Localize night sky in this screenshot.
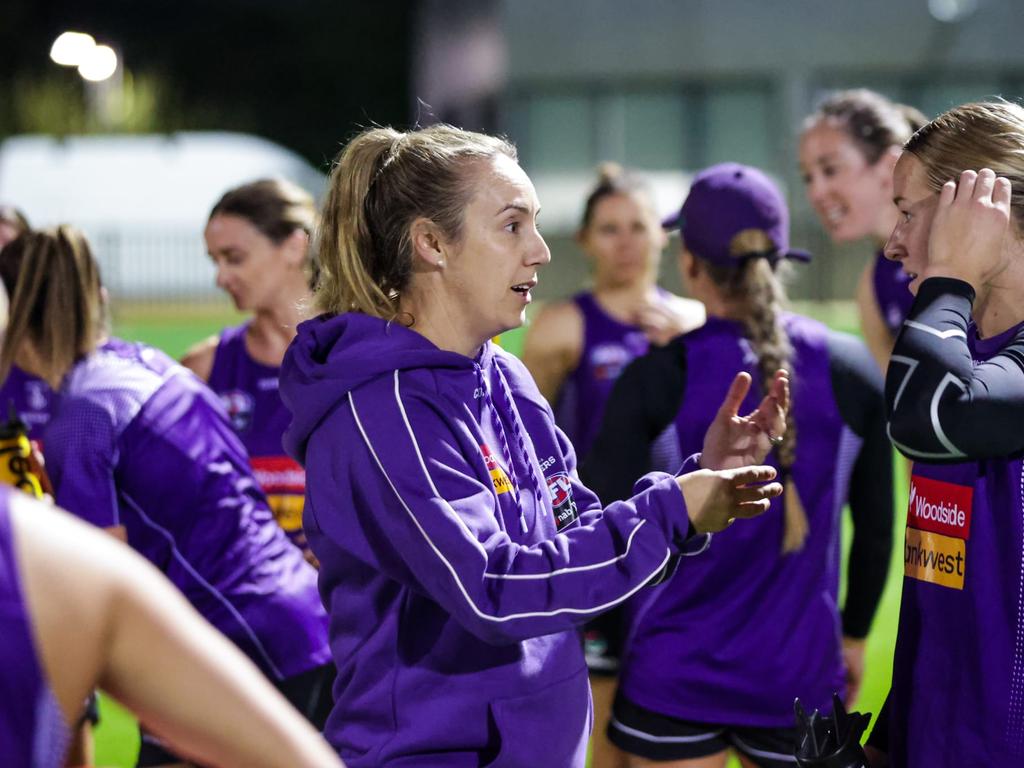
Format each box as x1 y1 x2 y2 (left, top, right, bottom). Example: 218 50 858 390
0 0 415 169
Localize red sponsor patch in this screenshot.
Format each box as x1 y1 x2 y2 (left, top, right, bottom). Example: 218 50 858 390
907 474 973 540
250 455 306 495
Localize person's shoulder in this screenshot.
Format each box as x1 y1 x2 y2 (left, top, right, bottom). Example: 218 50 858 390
524 299 584 345
661 292 707 332
181 334 220 381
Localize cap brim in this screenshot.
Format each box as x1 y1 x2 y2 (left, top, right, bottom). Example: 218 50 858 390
784 248 813 263
662 212 683 231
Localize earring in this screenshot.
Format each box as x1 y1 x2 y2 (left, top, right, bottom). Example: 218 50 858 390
436 259 445 268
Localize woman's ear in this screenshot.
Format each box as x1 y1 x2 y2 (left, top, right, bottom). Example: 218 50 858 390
282 229 310 270
877 146 903 187
409 217 447 269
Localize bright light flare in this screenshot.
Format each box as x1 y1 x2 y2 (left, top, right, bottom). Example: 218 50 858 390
49 31 97 66
78 45 118 82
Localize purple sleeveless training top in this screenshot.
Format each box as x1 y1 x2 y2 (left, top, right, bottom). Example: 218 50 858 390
889 319 1024 766
553 293 649 459
207 323 308 553
0 486 69 767
872 251 914 336
0 366 57 442
620 315 857 726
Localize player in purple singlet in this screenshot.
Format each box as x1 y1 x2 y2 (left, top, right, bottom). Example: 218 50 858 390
522 166 704 767
523 164 704 458
866 101 1024 767
800 90 927 371
183 179 317 560
0 227 332 768
586 164 893 768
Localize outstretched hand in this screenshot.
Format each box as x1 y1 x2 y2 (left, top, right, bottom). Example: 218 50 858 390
677 464 783 534
925 168 1013 292
700 370 790 471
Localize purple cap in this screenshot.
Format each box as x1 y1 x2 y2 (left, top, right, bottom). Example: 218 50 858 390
662 163 811 266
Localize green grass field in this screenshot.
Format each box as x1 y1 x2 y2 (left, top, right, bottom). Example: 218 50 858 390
93 300 906 767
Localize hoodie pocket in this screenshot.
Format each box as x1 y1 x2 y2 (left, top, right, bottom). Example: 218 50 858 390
481 666 591 768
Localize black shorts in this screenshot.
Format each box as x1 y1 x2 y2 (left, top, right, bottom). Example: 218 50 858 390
136 662 335 767
608 692 799 767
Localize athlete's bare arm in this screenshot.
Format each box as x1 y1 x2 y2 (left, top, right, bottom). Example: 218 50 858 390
12 495 344 768
180 335 219 382
521 300 584 404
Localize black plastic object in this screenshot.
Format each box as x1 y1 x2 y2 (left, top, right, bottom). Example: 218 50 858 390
793 693 872 768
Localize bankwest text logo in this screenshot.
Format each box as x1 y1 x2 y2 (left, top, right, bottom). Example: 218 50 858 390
904 474 973 591
481 444 512 495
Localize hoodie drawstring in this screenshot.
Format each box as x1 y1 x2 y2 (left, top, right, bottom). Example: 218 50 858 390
475 362 540 534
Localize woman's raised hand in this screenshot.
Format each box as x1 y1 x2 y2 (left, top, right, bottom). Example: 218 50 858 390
676 464 782 534
926 168 1013 291
700 370 789 471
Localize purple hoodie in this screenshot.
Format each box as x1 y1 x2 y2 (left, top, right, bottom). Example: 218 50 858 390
281 313 700 767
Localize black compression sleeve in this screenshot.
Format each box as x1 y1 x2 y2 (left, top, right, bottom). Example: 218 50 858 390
828 331 894 638
886 277 1024 461
580 342 687 503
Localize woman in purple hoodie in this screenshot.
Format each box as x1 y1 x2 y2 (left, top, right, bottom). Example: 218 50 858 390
280 124 791 767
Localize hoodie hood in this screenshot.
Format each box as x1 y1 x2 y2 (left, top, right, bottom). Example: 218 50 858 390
281 313 476 464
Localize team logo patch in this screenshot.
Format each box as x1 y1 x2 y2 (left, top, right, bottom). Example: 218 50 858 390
480 444 512 495
25 381 49 411
220 390 255 433
547 472 579 532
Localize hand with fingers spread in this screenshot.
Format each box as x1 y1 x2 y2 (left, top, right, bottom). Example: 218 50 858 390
926 167 1014 291
676 464 783 534
699 370 790 471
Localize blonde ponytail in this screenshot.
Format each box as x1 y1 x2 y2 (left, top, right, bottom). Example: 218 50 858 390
706 231 807 554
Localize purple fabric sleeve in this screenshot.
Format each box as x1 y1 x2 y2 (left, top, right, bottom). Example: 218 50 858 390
45 398 120 528
329 385 690 646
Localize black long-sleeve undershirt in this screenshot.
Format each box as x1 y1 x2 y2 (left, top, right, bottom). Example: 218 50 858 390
886 276 1024 462
580 326 893 639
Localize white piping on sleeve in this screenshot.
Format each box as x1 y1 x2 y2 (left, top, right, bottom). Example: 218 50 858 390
929 373 968 459
483 519 649 580
903 319 968 340
888 355 918 412
349 389 672 624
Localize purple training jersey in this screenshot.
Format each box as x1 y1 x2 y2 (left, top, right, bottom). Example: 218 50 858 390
207 323 307 552
620 315 856 726
0 486 69 767
0 366 56 442
872 251 914 337
889 320 1024 767
553 292 649 458
44 338 329 682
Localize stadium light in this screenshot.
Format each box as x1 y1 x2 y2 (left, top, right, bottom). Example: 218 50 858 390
928 0 978 23
78 45 118 82
49 31 97 66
